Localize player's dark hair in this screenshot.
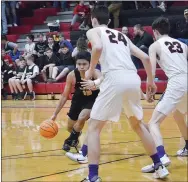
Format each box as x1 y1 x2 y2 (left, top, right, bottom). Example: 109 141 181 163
152 17 170 35
26 34 35 42
91 5 109 25
76 51 91 63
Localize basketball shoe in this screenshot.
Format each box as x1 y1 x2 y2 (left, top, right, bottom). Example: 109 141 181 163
66 151 88 164
141 154 171 173
81 176 102 182
177 147 188 156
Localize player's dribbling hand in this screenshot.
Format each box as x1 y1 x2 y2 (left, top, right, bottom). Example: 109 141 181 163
85 69 93 80
51 114 57 122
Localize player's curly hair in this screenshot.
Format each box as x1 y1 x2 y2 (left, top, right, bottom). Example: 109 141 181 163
91 5 109 25
152 17 170 35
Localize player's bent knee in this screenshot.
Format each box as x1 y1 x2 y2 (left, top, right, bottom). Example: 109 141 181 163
78 113 89 123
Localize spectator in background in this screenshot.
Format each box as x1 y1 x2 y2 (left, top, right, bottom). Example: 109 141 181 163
72 37 88 58
5 1 18 26
70 0 90 30
1 49 13 66
41 47 60 82
176 9 188 45
108 1 122 28
1 35 20 61
53 1 68 11
34 33 48 70
49 44 75 82
21 54 39 100
1 35 18 54
59 33 73 52
122 26 131 39
132 24 153 69
133 24 153 49
1 58 15 99
1 1 8 35
34 33 48 57
8 57 26 100
23 34 35 57
47 35 59 54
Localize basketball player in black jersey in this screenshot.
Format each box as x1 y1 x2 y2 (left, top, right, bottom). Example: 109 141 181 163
51 51 101 152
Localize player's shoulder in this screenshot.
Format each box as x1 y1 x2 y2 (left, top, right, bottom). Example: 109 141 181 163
67 70 75 80
149 41 160 50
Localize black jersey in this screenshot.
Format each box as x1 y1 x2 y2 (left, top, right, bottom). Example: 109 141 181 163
72 68 99 101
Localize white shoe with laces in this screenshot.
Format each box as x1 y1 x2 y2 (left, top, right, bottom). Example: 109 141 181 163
81 176 102 182
65 151 88 164
153 165 169 179
177 147 188 156
141 154 171 173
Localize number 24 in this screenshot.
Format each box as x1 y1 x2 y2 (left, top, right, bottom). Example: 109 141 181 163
106 30 127 46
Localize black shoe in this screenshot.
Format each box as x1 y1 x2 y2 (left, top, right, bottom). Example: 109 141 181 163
12 93 18 100
62 138 79 152
2 90 8 100
29 91 35 100
18 92 25 100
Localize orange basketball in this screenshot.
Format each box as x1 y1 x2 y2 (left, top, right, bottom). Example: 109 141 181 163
40 120 58 139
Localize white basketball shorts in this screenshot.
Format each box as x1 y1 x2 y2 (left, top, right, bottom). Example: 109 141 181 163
90 70 143 122
156 74 187 115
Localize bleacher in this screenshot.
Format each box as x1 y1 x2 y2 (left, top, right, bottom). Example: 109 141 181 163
5 1 188 97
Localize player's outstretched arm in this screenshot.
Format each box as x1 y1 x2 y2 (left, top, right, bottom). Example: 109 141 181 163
51 72 73 121
130 41 157 97
86 28 103 79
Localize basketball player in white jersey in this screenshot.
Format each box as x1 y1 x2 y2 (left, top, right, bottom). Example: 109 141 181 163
79 6 169 182
141 17 188 173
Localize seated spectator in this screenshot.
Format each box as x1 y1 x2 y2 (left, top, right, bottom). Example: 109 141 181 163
70 0 90 30
34 33 48 57
108 1 122 28
1 57 15 99
41 47 60 82
176 9 188 45
23 34 35 57
1 35 18 54
132 24 154 68
49 44 75 82
122 26 131 39
5 1 18 26
34 33 48 69
72 37 89 58
1 49 13 66
47 35 60 54
8 57 26 100
21 54 39 100
59 33 73 52
133 24 154 48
